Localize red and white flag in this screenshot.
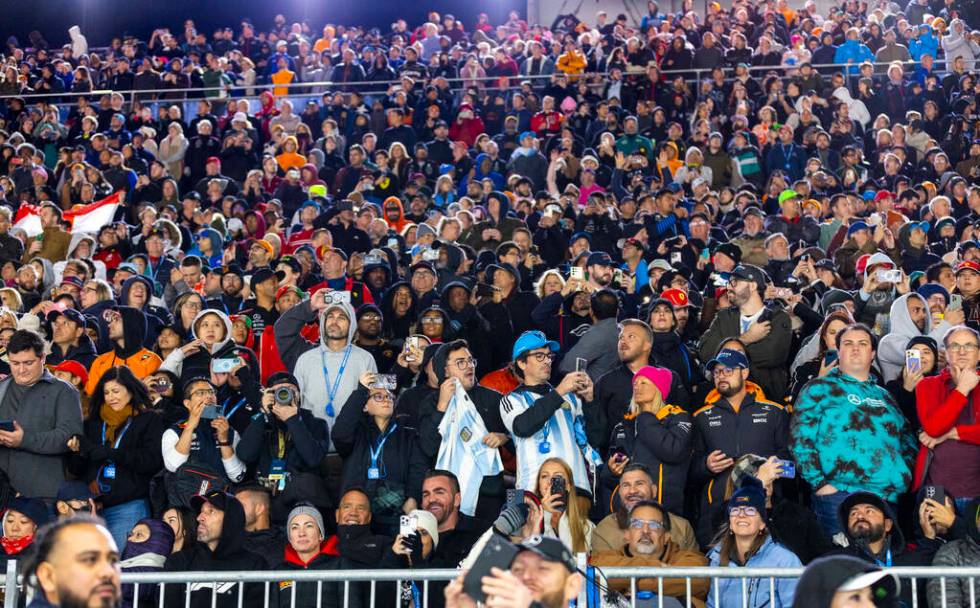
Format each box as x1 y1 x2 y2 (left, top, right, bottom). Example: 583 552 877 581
14 191 123 237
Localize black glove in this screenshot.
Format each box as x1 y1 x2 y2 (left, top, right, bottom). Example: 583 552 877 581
494 502 529 536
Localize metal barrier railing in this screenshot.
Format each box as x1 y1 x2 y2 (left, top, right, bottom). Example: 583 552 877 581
5 562 980 608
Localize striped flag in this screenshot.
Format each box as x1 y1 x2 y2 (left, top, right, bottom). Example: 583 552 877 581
14 191 123 236
435 381 503 517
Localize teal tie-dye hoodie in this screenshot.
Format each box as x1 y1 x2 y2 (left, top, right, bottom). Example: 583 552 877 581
790 368 916 502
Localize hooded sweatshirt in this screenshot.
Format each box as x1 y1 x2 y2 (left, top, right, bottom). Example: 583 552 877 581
160 309 258 383
877 293 950 382
85 306 162 395
791 368 917 502
163 497 266 608
275 300 377 441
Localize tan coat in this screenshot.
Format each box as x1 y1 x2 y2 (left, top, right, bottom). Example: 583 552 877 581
592 512 699 553
592 540 710 607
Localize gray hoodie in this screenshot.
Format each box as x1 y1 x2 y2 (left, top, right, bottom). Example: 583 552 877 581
877 292 949 382
275 300 376 445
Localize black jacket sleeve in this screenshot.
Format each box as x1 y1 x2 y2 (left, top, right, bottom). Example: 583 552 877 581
510 390 564 437
331 387 369 456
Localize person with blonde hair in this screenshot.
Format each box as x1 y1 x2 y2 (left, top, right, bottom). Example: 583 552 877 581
515 457 594 554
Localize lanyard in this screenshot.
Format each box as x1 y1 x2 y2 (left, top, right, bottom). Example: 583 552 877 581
276 430 287 459
519 390 555 446
222 396 247 420
321 345 352 418
369 423 398 471
875 548 892 568
101 419 133 449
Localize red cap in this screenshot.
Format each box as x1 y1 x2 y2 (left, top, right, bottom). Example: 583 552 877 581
855 253 872 276
51 360 88 386
661 288 691 308
206 156 221 165
955 260 980 275
874 191 894 202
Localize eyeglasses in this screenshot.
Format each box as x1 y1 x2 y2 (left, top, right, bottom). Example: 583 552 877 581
421 317 443 325
82 285 98 293
629 518 664 531
529 352 557 363
190 388 216 399
712 367 740 378
451 357 477 370
947 343 980 353
729 506 759 517
370 393 394 403
360 313 382 322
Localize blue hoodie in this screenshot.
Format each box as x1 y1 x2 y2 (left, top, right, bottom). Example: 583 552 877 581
185 228 224 268
909 25 940 61
834 39 875 73
459 153 505 196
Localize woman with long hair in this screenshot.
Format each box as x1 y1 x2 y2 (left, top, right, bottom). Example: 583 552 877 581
518 457 594 554
789 310 853 401
67 366 164 551
162 506 197 553
707 480 801 607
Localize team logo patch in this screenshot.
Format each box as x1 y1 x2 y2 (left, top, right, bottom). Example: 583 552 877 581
460 426 472 442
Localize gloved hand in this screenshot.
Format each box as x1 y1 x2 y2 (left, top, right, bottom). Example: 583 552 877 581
493 502 529 536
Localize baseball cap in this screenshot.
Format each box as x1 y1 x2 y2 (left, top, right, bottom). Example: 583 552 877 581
248 239 275 256
48 307 85 327
778 189 800 205
266 371 300 388
512 330 559 361
56 480 94 503
250 267 278 291
586 252 615 267
517 535 576 573
51 359 89 385
730 264 769 291
660 288 691 308
647 259 673 273
191 490 236 513
847 221 870 237
60 276 84 289
793 555 898 608
707 348 750 373
955 260 980 275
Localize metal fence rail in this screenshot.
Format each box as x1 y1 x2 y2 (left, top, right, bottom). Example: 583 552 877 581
6 563 980 608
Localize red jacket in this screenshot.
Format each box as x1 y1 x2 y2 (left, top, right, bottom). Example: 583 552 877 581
912 370 980 489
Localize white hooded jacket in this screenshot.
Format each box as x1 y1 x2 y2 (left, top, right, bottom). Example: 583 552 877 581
877 292 949 382
832 86 871 127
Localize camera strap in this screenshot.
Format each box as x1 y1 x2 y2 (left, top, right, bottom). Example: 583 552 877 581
222 396 247 420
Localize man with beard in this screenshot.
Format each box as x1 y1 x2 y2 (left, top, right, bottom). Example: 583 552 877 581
418 471 486 596
305 248 374 308
206 265 246 315
246 239 274 270
692 349 790 546
592 464 698 552
164 491 266 608
239 268 279 340
24 516 121 608
419 342 508 523
354 305 397 373
592 500 709 606
699 264 792 399
876 293 950 382
233 485 287 569
322 488 389 606
495 537 582 608
589 320 690 458
837 492 934 606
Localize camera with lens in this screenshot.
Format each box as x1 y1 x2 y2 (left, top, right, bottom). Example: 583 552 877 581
273 387 295 405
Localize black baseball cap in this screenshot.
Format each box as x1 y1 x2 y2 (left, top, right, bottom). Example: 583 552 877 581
47 307 85 327
191 490 236 513
792 555 897 608
266 371 299 388
517 536 577 573
250 267 278 291
730 264 770 291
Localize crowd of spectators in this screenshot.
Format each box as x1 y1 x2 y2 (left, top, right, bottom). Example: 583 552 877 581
0 0 978 606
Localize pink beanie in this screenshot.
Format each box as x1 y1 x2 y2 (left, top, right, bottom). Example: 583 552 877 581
632 366 672 399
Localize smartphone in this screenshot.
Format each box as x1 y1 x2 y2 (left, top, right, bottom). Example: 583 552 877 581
505 488 520 508
575 358 588 373
876 269 903 283
613 269 624 284
700 248 711 261
610 449 628 463
776 459 796 479
200 405 221 420
399 514 418 537
923 485 947 506
211 357 242 373
569 266 584 280
403 336 420 362
0 421 14 433
422 248 440 262
550 476 567 512
906 349 922 373
671 252 682 265
774 287 792 299
372 374 397 390
387 238 399 249
475 283 497 298
462 535 519 603
949 294 964 311
823 350 839 366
